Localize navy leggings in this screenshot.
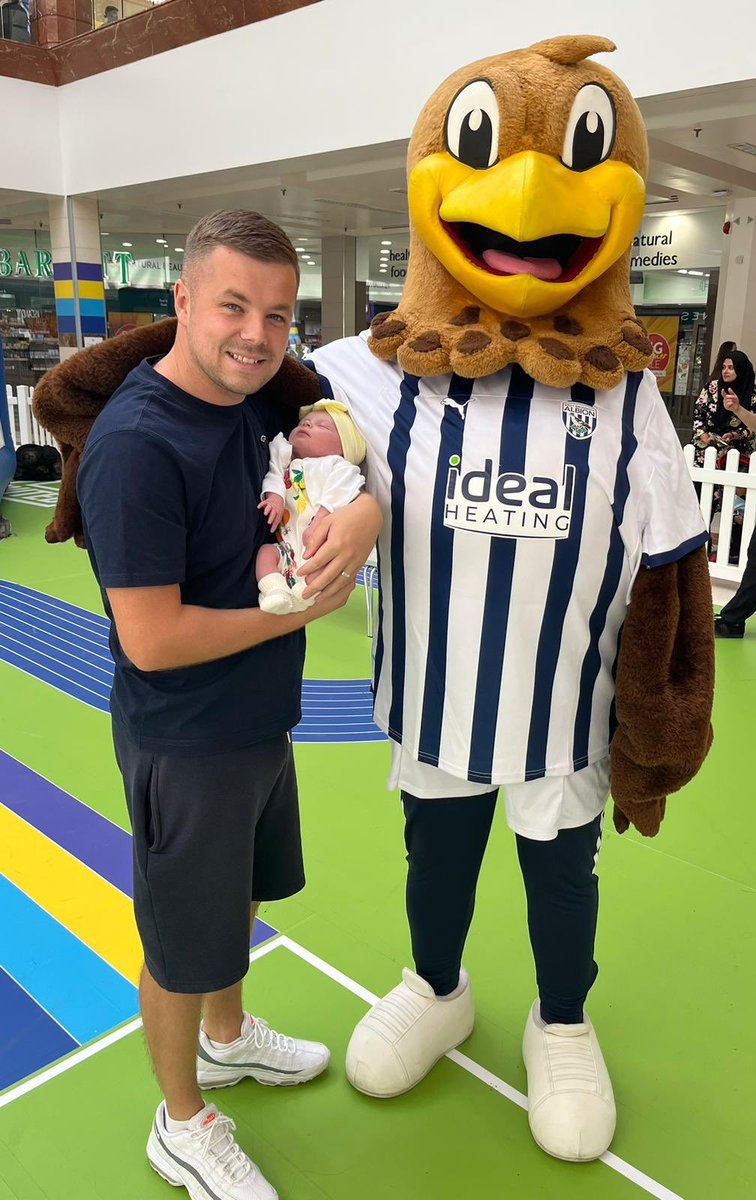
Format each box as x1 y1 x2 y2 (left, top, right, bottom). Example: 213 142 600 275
402 791 602 1024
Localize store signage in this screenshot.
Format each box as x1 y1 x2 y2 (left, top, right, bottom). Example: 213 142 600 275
103 252 184 288
0 248 53 280
644 316 680 394
386 248 410 279
631 209 724 272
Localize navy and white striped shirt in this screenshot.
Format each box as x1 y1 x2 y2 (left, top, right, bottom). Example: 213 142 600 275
311 333 707 785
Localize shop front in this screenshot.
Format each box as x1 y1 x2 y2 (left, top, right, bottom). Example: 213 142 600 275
629 208 725 432
0 231 59 389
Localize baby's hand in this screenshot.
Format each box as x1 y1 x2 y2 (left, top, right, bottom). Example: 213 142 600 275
258 493 285 530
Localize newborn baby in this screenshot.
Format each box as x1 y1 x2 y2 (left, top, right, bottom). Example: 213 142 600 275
256 398 367 614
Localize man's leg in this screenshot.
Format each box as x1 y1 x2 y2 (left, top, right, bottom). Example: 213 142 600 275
195 745 329 1091
346 790 496 1098
202 904 259 1044
115 728 294 1199
517 813 616 1162
718 523 756 632
140 966 204 1121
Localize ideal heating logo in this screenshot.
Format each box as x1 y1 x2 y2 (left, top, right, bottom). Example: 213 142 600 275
444 457 576 539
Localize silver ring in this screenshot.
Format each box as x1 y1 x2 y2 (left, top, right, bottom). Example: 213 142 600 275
341 570 352 579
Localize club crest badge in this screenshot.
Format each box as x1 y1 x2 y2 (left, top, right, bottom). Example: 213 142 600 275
561 402 597 440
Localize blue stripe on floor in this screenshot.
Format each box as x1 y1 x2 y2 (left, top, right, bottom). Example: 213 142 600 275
0 872 137 1046
0 581 386 742
0 965 79 1092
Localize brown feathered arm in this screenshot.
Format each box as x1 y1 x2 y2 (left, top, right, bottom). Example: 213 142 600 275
31 318 322 546
610 544 714 837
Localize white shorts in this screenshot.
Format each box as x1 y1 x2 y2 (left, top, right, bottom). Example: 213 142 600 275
388 741 609 842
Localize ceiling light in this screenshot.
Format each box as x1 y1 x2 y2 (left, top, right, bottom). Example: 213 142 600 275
295 247 305 251
122 242 133 247
156 239 167 245
379 268 387 273
381 240 392 245
728 142 756 156
689 270 704 276
677 269 688 274
101 232 110 237
174 248 184 253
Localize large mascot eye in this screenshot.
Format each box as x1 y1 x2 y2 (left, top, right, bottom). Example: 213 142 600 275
562 84 616 172
445 79 500 170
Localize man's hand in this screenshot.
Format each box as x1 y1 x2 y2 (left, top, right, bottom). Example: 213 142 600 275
298 493 383 599
258 493 285 530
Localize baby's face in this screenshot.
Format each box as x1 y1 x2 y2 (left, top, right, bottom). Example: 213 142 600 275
289 411 343 459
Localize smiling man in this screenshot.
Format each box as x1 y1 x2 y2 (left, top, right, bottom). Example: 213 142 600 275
76 210 381 1200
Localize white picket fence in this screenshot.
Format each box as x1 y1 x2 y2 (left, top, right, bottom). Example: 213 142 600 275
683 444 756 585
6 385 56 450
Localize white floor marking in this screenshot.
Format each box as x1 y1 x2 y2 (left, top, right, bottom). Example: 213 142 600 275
278 937 686 1200
0 933 687 1199
0 937 286 1112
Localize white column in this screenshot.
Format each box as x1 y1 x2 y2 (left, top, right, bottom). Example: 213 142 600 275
711 198 756 367
321 235 365 345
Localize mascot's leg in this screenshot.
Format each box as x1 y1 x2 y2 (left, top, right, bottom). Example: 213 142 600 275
345 791 495 1098
517 812 616 1161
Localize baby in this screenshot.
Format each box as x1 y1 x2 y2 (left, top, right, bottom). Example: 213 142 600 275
256 397 367 614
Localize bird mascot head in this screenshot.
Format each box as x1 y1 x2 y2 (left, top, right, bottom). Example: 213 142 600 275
368 35 654 390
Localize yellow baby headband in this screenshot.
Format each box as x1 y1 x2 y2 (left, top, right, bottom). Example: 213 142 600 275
298 399 367 466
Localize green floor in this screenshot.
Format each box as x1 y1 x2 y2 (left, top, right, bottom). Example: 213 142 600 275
1 497 754 1200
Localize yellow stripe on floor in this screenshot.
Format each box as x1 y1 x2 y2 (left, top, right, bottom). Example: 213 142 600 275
0 804 143 985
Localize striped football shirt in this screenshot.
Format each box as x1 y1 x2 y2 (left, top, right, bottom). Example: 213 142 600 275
309 333 707 785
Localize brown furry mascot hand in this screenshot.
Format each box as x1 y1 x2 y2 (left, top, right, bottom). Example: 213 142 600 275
610 544 714 835
32 319 322 546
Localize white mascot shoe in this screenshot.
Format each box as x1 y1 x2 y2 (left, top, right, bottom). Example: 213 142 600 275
522 1000 616 1161
346 968 474 1098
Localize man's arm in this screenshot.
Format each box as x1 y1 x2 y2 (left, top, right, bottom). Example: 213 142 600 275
108 582 351 673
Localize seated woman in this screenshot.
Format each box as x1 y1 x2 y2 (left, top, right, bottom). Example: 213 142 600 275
692 349 755 468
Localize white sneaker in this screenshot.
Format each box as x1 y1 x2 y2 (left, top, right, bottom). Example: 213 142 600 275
346 968 474 1098
522 1000 616 1161
147 1102 277 1200
197 1013 330 1089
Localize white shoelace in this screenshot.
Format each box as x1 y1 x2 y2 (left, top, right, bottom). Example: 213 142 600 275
192 1113 253 1185
252 1017 297 1056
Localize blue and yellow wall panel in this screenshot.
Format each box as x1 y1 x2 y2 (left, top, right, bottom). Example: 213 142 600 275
53 262 107 338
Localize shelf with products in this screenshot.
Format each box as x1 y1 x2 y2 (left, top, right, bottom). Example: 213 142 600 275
0 308 59 388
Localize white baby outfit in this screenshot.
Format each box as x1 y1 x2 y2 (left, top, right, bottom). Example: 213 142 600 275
258 432 364 611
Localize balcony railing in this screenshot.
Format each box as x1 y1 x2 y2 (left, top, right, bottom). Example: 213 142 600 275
0 0 171 46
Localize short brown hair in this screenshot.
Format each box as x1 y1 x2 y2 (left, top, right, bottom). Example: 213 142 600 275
184 209 299 284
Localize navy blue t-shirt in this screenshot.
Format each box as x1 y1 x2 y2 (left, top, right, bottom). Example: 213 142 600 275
77 357 305 754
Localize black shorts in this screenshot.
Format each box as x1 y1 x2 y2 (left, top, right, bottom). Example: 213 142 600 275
113 724 305 994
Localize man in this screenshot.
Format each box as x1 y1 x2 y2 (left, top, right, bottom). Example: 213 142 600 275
715 387 756 637
76 210 381 1200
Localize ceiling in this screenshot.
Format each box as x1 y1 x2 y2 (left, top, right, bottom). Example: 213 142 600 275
3 75 756 285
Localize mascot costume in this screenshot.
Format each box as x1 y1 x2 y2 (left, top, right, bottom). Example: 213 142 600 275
35 35 714 1164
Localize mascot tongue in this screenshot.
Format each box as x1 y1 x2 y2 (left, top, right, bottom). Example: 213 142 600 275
481 247 562 281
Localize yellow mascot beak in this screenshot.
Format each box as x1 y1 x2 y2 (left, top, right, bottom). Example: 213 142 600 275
409 150 645 319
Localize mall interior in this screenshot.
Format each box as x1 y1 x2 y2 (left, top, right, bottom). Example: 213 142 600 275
0 4 754 1200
